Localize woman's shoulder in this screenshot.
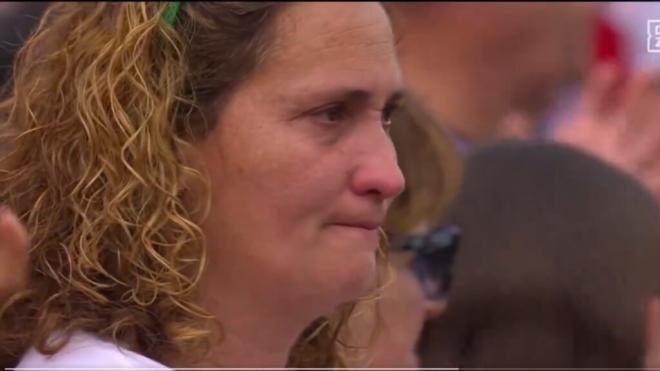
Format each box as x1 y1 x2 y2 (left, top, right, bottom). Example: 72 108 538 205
17 331 172 369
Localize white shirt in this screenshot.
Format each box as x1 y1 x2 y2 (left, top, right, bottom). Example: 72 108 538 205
16 331 172 369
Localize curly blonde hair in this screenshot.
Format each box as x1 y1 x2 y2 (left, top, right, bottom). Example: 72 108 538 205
0 2 387 367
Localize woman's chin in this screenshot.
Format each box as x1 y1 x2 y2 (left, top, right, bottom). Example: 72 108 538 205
304 258 378 313
331 257 378 305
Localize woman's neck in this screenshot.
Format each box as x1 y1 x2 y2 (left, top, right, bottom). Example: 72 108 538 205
169 273 319 368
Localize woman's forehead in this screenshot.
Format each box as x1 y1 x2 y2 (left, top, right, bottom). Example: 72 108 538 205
250 3 401 102
270 2 394 61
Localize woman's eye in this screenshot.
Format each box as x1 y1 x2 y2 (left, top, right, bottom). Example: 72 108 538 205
381 102 400 128
314 104 347 125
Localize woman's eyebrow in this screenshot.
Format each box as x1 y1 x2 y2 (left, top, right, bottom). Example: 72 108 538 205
386 89 405 106
288 86 405 105
329 88 405 104
276 86 405 117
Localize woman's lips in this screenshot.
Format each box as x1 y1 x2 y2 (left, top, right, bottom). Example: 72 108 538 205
326 222 381 248
333 221 380 230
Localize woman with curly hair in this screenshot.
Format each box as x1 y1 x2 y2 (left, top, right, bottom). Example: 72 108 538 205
0 2 405 368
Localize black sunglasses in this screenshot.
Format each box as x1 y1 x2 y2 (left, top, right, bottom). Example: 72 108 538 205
390 224 462 299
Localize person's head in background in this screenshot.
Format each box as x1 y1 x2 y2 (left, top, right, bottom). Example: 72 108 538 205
0 2 404 368
418 141 660 368
386 2 601 144
346 98 462 368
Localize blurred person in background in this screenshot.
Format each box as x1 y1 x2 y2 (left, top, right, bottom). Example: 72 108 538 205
550 2 660 199
386 2 601 146
417 141 660 368
349 78 660 370
385 1 660 199
386 2 660 200
361 3 660 369
553 62 660 198
348 4 660 368
363 6 597 366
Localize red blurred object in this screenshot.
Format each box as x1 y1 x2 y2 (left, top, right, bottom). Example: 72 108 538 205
593 16 625 72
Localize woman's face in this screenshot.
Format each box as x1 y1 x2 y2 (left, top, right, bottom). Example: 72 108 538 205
195 2 404 315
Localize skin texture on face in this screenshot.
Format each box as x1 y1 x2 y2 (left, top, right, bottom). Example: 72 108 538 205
193 1 405 338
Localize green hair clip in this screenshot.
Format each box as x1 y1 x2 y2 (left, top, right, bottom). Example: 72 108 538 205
162 1 181 27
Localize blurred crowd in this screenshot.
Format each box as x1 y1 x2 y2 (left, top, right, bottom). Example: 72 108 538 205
2 2 660 369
